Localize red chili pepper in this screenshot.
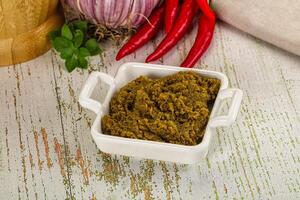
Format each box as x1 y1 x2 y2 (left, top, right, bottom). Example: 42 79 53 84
180 15 215 68
116 5 164 61
180 0 216 68
164 0 179 34
146 0 198 63
195 0 215 20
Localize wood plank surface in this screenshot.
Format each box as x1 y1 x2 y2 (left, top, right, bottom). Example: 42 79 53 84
0 21 300 200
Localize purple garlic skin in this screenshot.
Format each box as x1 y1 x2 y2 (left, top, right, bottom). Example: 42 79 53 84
66 0 161 28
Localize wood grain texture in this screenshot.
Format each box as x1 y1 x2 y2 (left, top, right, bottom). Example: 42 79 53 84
0 0 63 66
0 21 300 200
0 0 58 38
0 13 64 66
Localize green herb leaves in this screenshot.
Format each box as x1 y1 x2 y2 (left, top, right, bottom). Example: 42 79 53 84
86 39 101 55
73 20 88 33
49 21 102 72
61 24 73 40
74 30 84 48
66 56 78 72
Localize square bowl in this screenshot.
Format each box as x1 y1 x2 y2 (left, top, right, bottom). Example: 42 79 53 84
79 62 243 164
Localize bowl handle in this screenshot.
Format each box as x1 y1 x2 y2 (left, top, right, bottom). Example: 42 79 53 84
209 88 243 127
79 72 115 114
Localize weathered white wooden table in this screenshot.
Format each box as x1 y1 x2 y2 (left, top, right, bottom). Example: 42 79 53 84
1 21 300 200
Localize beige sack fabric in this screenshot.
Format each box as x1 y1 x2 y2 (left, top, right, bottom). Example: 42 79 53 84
212 0 300 56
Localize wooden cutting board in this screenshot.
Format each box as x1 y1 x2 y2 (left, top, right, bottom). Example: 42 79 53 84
0 0 64 66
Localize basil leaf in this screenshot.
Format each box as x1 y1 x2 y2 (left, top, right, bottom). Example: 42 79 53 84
79 47 90 57
53 37 72 52
60 48 73 60
49 29 60 42
61 24 73 40
73 29 84 48
73 48 79 56
49 21 103 73
74 21 88 33
85 39 101 56
78 57 88 69
65 56 78 72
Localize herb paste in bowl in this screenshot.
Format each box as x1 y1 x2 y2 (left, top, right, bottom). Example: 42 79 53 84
101 71 220 145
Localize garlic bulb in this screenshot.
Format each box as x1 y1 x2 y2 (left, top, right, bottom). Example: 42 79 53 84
66 0 161 28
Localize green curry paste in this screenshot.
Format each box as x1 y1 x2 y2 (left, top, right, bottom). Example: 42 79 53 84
101 71 220 145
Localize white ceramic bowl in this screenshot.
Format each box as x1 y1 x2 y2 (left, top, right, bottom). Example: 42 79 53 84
79 62 243 164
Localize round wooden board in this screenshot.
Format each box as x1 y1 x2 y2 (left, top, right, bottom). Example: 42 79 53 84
0 12 64 66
